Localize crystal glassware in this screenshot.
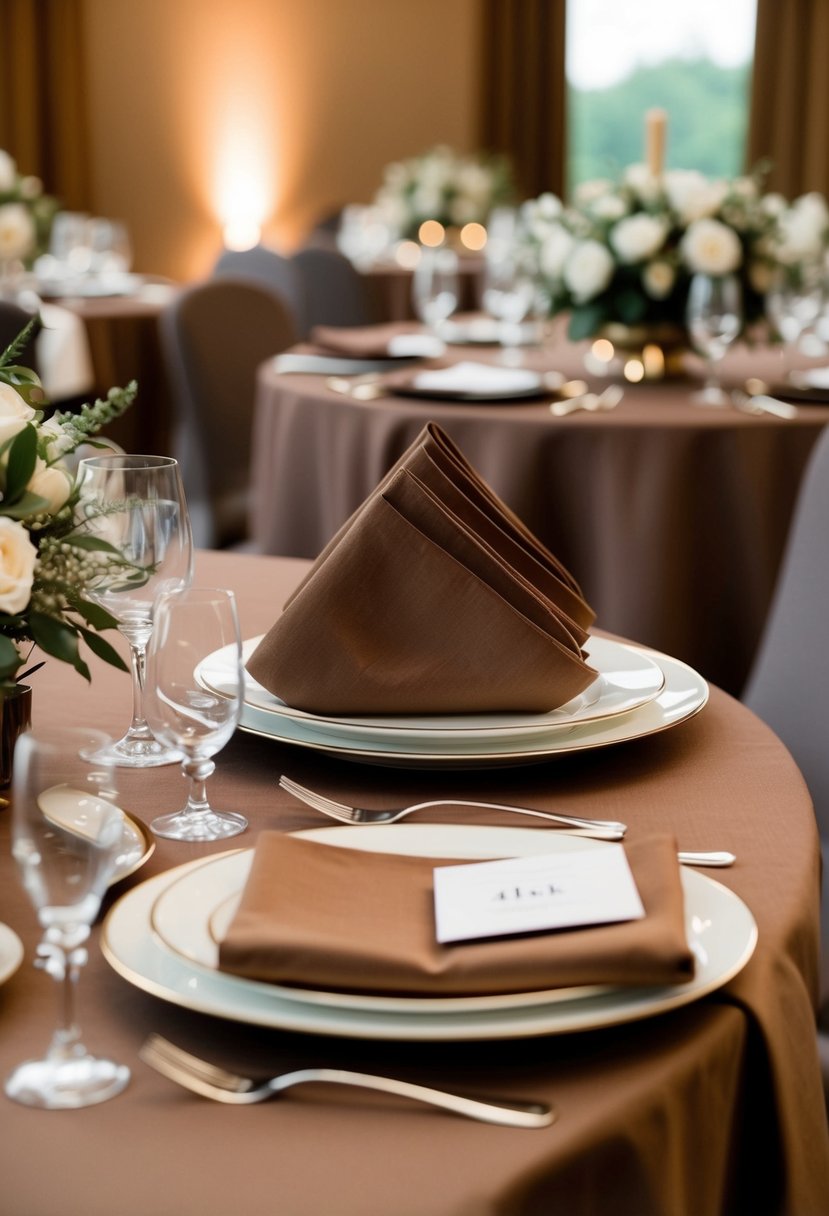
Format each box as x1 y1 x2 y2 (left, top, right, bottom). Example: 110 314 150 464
482 244 537 365
412 246 460 333
144 586 246 841
686 272 742 406
75 454 193 767
5 727 131 1108
765 263 825 379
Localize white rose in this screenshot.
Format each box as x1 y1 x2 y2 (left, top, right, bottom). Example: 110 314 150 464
610 213 668 262
0 151 16 193
27 459 73 513
642 259 676 299
539 224 575 278
0 203 36 260
0 383 36 445
38 416 76 461
623 164 661 204
573 178 614 205
680 218 743 274
775 206 825 265
591 194 628 222
760 192 788 217
0 516 37 614
563 239 615 302
535 193 563 221
665 170 727 223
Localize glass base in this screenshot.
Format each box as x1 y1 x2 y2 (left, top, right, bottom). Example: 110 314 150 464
150 808 248 842
690 385 731 408
80 734 183 769
5 1055 130 1109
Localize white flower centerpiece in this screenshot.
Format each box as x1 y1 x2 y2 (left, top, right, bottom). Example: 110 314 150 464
0 150 58 283
373 145 515 242
0 317 139 702
520 165 829 361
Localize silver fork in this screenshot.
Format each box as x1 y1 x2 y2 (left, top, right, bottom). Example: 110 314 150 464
279 774 627 838
139 1035 555 1129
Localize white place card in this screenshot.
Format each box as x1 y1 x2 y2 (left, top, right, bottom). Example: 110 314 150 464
433 845 645 945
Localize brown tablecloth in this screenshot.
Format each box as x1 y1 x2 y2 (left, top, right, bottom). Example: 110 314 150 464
250 328 829 697
0 551 826 1215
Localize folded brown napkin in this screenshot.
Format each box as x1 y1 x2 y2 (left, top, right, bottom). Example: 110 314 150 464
310 322 430 359
218 833 695 996
246 423 596 714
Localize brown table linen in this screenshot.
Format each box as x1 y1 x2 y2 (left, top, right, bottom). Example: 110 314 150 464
247 422 596 714
219 832 694 996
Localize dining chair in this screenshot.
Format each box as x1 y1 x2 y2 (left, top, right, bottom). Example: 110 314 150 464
0 299 40 372
158 276 297 549
291 245 374 332
742 422 829 1091
212 245 305 335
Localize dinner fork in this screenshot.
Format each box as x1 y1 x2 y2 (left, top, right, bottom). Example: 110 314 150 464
550 385 624 417
279 775 627 838
139 1035 555 1129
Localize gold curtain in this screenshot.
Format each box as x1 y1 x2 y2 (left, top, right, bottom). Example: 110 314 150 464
747 0 829 196
0 0 90 208
479 0 567 198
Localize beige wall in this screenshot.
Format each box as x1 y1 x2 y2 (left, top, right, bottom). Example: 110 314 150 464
81 0 481 281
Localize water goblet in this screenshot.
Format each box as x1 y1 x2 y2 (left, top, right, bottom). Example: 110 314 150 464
686 272 742 406
5 727 131 1108
482 244 537 365
144 586 246 841
412 246 460 334
75 454 193 767
765 263 825 379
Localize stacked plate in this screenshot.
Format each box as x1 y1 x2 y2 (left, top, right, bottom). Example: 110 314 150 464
102 826 757 1041
197 636 709 768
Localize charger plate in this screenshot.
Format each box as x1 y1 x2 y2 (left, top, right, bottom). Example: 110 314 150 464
102 826 756 1041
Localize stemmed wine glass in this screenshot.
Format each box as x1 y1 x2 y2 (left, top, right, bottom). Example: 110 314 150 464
686 272 742 406
144 586 246 841
412 246 460 334
482 244 537 365
765 263 825 380
75 454 193 767
5 727 131 1108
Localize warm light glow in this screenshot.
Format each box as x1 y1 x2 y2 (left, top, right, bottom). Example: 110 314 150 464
460 222 487 251
642 343 665 378
223 218 262 250
591 338 615 363
419 220 445 247
624 358 645 383
395 240 421 269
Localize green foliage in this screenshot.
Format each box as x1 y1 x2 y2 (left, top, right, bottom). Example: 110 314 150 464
568 58 753 190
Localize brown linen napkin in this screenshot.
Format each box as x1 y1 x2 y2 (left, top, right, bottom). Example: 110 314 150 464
218 833 695 996
246 423 596 714
310 322 426 359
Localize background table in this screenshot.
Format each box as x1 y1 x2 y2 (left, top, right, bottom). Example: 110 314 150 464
251 332 829 696
0 549 826 1216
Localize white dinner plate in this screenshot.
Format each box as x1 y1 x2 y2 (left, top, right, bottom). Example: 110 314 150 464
112 811 155 886
392 361 547 402
200 635 666 744
230 646 708 768
103 826 757 1041
0 921 24 987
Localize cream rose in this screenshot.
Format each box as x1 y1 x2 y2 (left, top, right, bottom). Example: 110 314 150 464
0 151 16 193
539 224 575 279
680 218 743 275
0 516 37 614
563 239 615 302
664 170 727 224
610 213 668 263
0 203 36 261
28 460 73 513
642 259 676 299
0 383 36 446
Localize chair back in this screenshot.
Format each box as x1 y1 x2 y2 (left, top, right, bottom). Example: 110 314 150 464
212 246 304 334
291 245 374 333
159 277 297 548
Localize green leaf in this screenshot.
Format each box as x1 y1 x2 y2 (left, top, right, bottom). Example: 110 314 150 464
0 318 40 369
567 302 608 342
0 490 51 519
69 595 121 631
64 534 124 555
0 636 22 681
5 424 38 502
28 613 91 681
77 626 129 672
613 289 648 325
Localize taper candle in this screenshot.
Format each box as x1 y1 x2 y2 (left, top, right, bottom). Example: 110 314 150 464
645 108 668 177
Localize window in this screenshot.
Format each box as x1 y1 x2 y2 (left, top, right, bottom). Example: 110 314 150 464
565 0 758 190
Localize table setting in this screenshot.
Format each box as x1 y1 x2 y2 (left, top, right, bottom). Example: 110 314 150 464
0 315 827 1215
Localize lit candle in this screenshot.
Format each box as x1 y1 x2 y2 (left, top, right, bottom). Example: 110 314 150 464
645 108 668 177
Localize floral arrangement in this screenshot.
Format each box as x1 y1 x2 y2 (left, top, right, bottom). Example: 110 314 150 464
519 165 829 342
0 318 138 693
0 149 59 268
373 145 515 240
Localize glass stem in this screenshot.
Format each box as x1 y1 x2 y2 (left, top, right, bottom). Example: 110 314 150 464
183 757 216 817
124 635 156 744
37 926 89 1061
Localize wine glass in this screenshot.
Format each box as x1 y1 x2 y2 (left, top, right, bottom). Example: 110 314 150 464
412 246 460 333
75 454 193 767
686 273 742 406
482 244 537 365
144 586 246 841
765 264 825 380
5 727 131 1108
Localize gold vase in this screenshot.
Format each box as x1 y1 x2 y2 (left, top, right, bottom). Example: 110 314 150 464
0 685 32 791
592 322 690 380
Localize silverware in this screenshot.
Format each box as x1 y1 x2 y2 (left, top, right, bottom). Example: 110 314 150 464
677 850 735 868
550 385 624 416
139 1035 555 1129
279 775 627 838
732 390 798 419
325 375 388 401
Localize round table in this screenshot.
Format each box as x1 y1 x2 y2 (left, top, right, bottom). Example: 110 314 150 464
251 330 829 695
0 549 825 1215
